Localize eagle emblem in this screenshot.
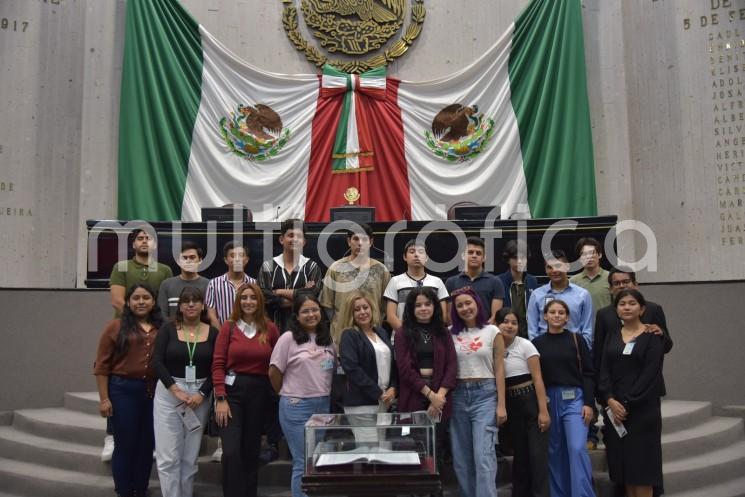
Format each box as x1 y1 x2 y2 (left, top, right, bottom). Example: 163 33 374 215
424 103 495 162
302 0 404 55
282 0 425 74
219 104 290 161
310 0 403 23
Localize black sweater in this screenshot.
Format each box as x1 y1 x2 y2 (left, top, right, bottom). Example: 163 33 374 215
152 322 219 396
532 330 595 407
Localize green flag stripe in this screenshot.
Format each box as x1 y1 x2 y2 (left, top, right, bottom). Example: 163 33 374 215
118 0 203 220
508 0 597 218
332 76 352 170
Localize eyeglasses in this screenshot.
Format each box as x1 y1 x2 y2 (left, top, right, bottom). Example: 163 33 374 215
611 279 633 287
299 307 321 315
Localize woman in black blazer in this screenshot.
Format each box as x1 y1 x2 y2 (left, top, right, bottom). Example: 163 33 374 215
338 291 397 443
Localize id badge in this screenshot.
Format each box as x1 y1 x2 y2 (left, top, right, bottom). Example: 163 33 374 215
185 365 196 383
561 389 576 401
320 358 334 371
623 342 635 355
224 371 236 386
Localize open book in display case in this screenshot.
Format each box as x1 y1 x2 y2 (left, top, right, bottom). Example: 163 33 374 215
302 411 441 497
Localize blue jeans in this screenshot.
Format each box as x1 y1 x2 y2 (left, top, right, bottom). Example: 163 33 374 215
108 375 154 496
449 380 498 497
546 386 595 497
279 396 330 497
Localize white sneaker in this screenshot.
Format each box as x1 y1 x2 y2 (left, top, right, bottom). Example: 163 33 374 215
210 447 222 462
101 435 114 462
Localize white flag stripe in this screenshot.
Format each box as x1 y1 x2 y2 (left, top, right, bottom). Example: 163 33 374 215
398 23 531 220
321 74 348 89
360 76 386 89
344 75 360 169
181 27 319 221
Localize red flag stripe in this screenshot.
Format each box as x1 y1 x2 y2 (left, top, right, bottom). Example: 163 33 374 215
305 79 410 222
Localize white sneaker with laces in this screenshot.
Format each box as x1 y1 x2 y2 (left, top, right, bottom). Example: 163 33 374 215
101 435 114 462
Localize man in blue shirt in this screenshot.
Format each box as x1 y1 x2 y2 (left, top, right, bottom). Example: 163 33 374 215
527 250 594 349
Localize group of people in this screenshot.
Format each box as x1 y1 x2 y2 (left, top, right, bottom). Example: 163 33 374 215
93 222 672 497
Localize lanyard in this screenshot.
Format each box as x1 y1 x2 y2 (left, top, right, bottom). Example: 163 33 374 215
184 325 200 366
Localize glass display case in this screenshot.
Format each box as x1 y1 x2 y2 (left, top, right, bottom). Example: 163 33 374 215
301 411 441 496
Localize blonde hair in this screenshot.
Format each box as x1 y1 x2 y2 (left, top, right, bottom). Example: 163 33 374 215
338 291 381 337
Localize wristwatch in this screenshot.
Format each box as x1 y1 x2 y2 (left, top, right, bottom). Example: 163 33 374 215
216 395 227 402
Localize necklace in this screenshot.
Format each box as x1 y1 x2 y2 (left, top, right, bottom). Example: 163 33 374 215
183 323 199 338
406 272 426 287
419 327 432 344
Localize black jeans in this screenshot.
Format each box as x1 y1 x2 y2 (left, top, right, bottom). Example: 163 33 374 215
505 387 549 497
220 374 271 497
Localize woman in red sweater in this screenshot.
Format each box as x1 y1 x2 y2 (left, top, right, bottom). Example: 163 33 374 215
212 282 279 497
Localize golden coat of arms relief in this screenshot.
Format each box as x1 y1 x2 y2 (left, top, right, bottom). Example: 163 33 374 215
282 0 425 73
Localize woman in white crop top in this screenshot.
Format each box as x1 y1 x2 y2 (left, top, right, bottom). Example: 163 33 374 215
448 286 506 497
496 307 550 497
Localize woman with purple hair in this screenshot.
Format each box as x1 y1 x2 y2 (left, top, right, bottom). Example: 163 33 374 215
448 286 507 497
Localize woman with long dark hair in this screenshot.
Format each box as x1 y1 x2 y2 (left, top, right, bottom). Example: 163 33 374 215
598 289 664 497
394 286 457 468
496 307 550 497
94 283 163 497
448 287 506 497
212 282 279 497
269 294 336 497
152 287 218 497
338 291 397 442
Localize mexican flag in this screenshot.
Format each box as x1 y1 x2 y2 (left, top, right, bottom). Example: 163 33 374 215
118 0 596 222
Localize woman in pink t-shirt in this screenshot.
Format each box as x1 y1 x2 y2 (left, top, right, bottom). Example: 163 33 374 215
269 295 336 497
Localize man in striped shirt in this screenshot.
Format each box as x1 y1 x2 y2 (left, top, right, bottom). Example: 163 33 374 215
205 241 255 328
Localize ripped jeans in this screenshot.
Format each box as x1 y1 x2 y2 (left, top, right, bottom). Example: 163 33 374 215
449 379 498 497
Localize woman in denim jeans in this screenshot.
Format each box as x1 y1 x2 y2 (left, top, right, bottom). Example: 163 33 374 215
94 284 163 497
269 295 336 497
448 287 507 497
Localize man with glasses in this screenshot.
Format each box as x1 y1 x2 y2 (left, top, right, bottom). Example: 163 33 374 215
570 237 611 321
569 237 611 450
158 241 209 318
383 239 449 331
